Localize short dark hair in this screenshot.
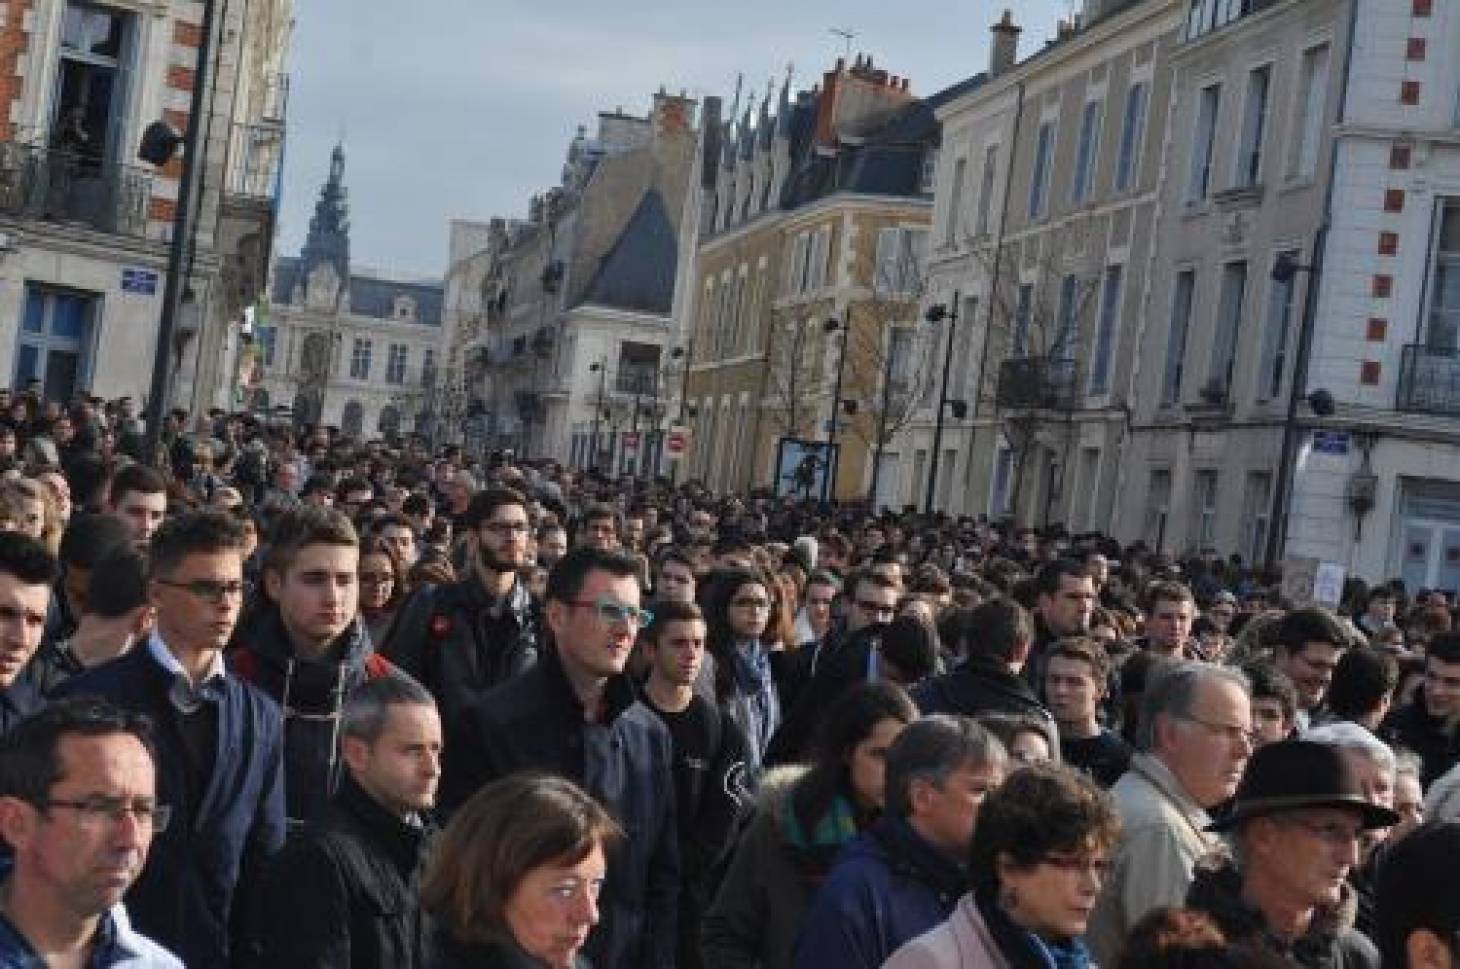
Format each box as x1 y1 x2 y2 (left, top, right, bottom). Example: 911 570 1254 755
463 487 528 530
108 464 165 504
655 546 695 574
879 615 939 682
1426 631 1460 665
1243 662 1298 723
582 503 621 529
961 597 1034 664
884 715 1006 819
147 510 246 579
645 599 703 644
1272 607 1349 654
1047 636 1112 684
58 513 130 569
0 697 154 809
966 765 1119 899
264 506 358 576
1326 648 1399 721
0 532 58 587
85 546 148 619
545 545 640 604
341 673 436 744
402 494 432 517
1036 559 1090 598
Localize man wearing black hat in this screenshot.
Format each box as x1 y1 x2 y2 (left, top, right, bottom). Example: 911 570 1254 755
1375 820 1460 967
1185 740 1392 968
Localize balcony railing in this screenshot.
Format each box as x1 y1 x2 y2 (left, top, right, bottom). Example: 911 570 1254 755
995 356 1077 410
614 369 661 396
225 123 284 203
0 142 151 237
1398 343 1460 416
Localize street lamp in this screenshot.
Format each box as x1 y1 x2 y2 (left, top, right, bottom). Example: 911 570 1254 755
822 318 849 502
922 294 962 515
588 359 608 474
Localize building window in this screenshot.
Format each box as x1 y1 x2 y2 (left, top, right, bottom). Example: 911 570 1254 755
991 445 1014 518
1089 264 1123 395
1145 469 1172 549
386 344 408 384
1242 471 1272 563
1162 270 1196 404
1053 274 1080 359
421 347 435 386
873 227 927 295
1193 470 1219 550
1188 83 1221 201
1070 99 1103 205
976 144 999 236
1235 65 1271 188
257 325 276 367
393 296 416 321
1258 249 1299 400
785 232 808 294
1209 261 1248 397
887 327 915 392
1013 283 1034 356
920 149 938 194
16 285 95 402
945 157 967 245
349 338 372 380
1288 43 1330 181
1114 81 1148 192
1427 201 1460 350
806 229 831 292
54 3 133 164
1029 121 1055 219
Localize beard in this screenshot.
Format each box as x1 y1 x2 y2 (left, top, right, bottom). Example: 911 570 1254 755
478 541 524 576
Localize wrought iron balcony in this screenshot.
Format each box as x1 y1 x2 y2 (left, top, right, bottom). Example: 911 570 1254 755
1398 343 1460 416
995 355 1077 410
0 142 151 237
614 370 661 396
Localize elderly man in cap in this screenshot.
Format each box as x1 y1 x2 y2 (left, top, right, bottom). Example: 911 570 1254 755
1185 739 1393 968
1376 820 1460 968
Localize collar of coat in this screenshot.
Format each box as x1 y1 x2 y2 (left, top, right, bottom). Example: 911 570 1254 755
1187 852 1358 961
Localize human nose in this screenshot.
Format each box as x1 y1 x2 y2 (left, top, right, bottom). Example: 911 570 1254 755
574 886 600 926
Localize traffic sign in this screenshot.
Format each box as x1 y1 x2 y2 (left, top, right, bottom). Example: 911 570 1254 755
665 425 690 459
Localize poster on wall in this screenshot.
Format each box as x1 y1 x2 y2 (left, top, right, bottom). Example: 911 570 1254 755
774 437 836 500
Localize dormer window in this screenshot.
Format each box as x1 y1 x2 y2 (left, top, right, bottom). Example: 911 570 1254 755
393 295 416 321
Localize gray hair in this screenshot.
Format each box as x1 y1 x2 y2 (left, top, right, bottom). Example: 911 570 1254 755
1136 661 1249 753
341 673 437 744
884 714 1007 819
1395 748 1423 784
1305 721 1397 778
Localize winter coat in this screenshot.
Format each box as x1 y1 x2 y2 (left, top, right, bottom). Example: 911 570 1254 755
439 647 678 969
383 574 541 728
230 607 396 830
1380 689 1460 787
912 656 1059 737
0 675 44 733
884 895 1013 969
1185 855 1380 969
1086 753 1218 966
56 643 286 969
425 932 591 969
791 815 966 969
766 625 884 766
701 766 867 969
256 773 434 969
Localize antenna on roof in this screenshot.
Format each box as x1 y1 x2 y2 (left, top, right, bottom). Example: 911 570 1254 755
829 27 856 59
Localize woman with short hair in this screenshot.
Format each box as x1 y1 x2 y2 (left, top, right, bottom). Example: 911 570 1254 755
885 765 1120 969
422 773 621 968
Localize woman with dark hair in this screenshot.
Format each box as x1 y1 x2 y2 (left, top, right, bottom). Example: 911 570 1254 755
698 566 781 773
422 772 621 968
886 765 1120 969
702 681 918 969
359 535 407 646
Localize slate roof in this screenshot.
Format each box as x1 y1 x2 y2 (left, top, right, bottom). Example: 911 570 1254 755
578 189 678 315
271 257 445 326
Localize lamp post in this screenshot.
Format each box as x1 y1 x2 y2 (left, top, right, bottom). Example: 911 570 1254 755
822 317 849 502
588 359 608 474
141 0 217 465
670 343 690 485
923 293 960 515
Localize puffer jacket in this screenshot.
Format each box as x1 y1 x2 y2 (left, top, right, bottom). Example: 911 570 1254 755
1185 854 1380 969
230 606 395 830
701 766 871 969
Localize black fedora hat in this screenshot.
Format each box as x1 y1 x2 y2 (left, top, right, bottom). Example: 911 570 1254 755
1208 739 1399 832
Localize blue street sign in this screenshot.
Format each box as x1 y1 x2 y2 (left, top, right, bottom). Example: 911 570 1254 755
1311 430 1349 455
121 269 159 295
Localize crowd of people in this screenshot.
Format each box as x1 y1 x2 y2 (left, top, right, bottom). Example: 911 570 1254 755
0 393 1455 967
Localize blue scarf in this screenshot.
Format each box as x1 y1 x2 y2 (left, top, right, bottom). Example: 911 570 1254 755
729 639 780 769
975 889 1093 969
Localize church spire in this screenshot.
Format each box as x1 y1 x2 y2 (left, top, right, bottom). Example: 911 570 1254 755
299 143 351 297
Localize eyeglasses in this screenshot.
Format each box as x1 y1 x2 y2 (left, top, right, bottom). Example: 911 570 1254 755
1041 852 1109 877
856 600 896 618
567 598 653 627
732 597 771 611
482 521 530 537
155 578 246 604
42 796 172 833
1178 713 1254 745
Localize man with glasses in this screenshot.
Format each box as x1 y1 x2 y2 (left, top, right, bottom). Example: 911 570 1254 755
1187 740 1389 968
1088 661 1252 964
384 487 541 727
0 697 181 966
56 511 285 968
441 545 678 969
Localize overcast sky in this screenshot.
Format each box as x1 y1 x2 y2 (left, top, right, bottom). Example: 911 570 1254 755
276 0 1071 277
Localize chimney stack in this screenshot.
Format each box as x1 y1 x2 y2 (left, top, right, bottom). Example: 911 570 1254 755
990 10 1021 78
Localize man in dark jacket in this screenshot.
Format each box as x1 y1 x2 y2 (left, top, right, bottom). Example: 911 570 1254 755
1024 558 1096 691
1381 631 1460 786
0 532 58 733
57 510 286 968
384 487 540 727
230 506 396 830
914 598 1057 739
792 716 1008 968
441 545 679 969
257 674 440 968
